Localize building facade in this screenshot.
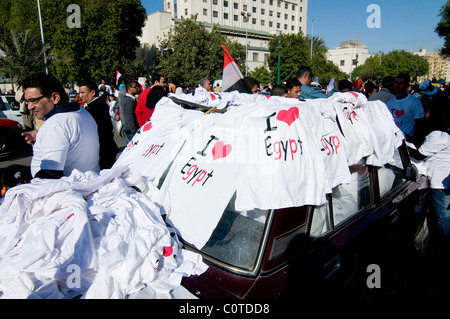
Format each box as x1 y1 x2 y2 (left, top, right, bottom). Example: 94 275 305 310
138 0 308 76
413 48 450 83
326 40 373 79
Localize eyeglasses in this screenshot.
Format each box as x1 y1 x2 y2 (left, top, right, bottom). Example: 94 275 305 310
24 95 46 105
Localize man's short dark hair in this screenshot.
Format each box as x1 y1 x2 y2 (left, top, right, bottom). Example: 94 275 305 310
339 79 353 92
126 80 140 91
396 73 410 84
22 73 69 104
151 73 164 85
296 65 312 79
270 84 287 96
285 77 301 90
78 80 99 96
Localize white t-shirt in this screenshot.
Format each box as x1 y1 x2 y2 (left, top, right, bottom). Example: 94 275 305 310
31 105 100 177
419 131 450 189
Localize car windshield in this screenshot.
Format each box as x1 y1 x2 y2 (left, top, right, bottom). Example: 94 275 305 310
199 194 270 272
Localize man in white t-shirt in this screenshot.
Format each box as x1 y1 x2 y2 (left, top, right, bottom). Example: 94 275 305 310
22 73 100 179
386 73 425 143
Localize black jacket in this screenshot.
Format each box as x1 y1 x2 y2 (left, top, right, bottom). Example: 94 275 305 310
85 97 118 169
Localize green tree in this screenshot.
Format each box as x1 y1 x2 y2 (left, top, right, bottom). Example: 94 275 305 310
0 0 147 86
358 50 428 84
0 30 51 87
436 0 450 57
249 63 272 86
267 33 346 87
155 16 245 85
268 33 310 83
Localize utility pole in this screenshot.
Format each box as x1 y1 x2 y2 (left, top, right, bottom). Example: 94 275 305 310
37 0 49 74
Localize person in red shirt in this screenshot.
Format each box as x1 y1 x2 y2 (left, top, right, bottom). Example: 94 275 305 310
135 73 166 127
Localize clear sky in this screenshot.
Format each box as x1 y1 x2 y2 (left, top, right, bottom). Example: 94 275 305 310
140 0 447 54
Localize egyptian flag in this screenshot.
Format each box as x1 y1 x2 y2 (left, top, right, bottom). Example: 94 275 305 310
115 70 122 86
221 44 252 94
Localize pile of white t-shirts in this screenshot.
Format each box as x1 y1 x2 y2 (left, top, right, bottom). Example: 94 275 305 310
0 167 207 299
327 92 404 166
114 91 404 251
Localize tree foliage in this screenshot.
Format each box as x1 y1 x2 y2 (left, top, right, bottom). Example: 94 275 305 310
267 33 346 87
0 30 51 85
436 0 450 57
155 16 245 86
358 50 429 84
0 0 147 86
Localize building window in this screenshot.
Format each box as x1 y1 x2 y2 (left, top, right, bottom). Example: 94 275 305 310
277 12 280 18
234 14 238 21
261 8 265 15
224 1 228 7
285 3 288 9
252 18 256 24
185 8 188 15
234 2 238 9
269 21 273 27
340 60 345 66
264 53 269 62
284 24 287 30
277 22 280 28
243 4 247 11
270 0 273 5
284 13 288 19
224 13 228 19
269 10 273 16
252 7 256 13
203 8 207 15
261 19 265 26
213 0 218 4
213 10 218 17
253 52 258 61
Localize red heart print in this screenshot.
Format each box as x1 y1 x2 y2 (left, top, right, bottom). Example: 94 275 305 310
143 122 152 131
395 109 405 117
277 107 299 126
212 141 232 160
163 246 173 257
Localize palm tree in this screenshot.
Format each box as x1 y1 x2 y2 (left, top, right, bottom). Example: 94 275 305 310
307 35 327 57
0 29 50 88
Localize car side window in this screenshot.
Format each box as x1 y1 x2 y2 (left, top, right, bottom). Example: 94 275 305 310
0 101 6 111
378 147 407 198
5 97 20 111
310 163 374 237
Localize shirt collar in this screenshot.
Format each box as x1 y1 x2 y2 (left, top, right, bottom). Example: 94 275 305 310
125 93 136 99
44 103 80 120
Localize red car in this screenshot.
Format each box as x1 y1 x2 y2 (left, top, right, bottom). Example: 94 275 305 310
0 118 24 154
181 142 428 299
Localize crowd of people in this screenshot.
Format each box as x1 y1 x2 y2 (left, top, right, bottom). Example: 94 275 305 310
0 65 449 258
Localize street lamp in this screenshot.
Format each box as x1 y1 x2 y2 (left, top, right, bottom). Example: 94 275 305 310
354 53 359 82
241 11 251 76
277 36 281 85
310 18 316 61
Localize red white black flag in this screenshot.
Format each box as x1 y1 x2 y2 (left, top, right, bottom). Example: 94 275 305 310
221 44 252 94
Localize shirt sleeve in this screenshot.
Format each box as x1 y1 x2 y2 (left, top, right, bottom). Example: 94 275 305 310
419 131 447 157
413 99 425 119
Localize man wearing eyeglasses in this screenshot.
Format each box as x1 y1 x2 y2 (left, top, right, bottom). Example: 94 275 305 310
22 73 100 179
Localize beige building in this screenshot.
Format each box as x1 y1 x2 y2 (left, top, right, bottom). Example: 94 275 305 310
414 48 450 83
138 0 308 75
326 40 373 79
